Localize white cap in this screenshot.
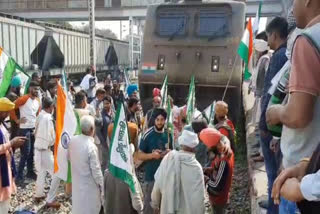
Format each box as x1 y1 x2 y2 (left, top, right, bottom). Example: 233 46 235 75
254 39 269 52
178 130 199 149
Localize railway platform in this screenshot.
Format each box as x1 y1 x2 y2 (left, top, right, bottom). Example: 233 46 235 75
243 82 268 214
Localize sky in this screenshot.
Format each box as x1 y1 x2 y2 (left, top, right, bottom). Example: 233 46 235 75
70 17 267 40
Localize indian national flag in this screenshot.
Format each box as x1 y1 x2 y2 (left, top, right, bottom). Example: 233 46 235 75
238 18 254 81
0 47 24 97
252 0 262 36
54 82 77 181
160 75 168 108
109 102 136 193
186 75 195 124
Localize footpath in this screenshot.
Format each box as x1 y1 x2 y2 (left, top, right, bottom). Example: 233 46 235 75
243 82 268 214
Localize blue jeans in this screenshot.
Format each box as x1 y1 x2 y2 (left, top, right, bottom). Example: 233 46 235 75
260 130 282 214
279 197 300 214
17 128 35 180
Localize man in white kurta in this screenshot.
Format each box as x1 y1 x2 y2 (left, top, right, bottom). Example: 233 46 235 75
69 115 104 214
34 97 61 208
151 130 206 214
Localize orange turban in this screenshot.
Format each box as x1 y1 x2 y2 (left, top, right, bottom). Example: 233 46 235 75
108 122 139 145
199 128 222 149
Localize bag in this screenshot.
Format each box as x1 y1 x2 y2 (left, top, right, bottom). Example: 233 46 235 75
89 77 97 89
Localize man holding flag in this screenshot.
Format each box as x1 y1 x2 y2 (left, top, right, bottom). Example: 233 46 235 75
105 102 144 214
137 108 173 214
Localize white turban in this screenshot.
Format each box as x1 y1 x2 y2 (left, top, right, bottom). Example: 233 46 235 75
178 130 199 149
254 39 269 52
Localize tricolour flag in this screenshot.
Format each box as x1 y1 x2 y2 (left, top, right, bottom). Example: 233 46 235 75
160 75 168 108
186 75 195 124
203 101 216 125
109 102 136 193
238 18 254 81
0 47 25 97
252 0 262 36
54 82 77 181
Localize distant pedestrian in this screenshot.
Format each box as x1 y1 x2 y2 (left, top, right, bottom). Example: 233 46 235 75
80 66 97 103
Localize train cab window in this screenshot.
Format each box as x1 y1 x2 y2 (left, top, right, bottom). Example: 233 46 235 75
195 10 230 40
156 12 188 39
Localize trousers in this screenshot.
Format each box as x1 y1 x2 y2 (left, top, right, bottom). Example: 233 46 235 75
34 149 61 203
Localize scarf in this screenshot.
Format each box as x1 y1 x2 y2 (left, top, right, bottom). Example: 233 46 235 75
0 123 16 187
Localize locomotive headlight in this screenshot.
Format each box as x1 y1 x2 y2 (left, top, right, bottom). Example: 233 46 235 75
211 56 220 72
157 55 165 70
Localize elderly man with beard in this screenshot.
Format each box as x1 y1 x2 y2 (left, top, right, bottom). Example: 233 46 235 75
151 129 206 214
136 108 173 214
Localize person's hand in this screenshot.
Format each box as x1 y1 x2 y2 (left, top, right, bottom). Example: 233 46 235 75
16 117 27 125
270 138 280 153
153 208 160 214
222 144 232 158
280 178 304 202
204 175 210 184
272 168 295 204
203 167 213 177
10 136 27 148
151 150 161 160
160 149 170 158
266 105 282 126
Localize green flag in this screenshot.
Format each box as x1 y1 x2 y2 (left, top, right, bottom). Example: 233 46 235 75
203 101 216 124
109 103 136 193
252 0 262 36
160 75 168 108
0 47 28 97
186 75 195 124
166 98 174 149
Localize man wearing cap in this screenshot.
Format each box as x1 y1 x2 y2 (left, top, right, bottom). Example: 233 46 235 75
151 129 206 214
0 97 26 213
214 101 236 151
200 128 235 214
10 81 41 183
127 84 139 99
136 108 173 214
143 96 161 133
9 75 22 97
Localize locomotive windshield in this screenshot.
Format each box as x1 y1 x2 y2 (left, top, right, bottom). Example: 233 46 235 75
196 10 229 41
156 12 187 38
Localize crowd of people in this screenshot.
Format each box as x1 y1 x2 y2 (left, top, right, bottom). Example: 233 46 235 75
0 0 320 213
249 0 320 213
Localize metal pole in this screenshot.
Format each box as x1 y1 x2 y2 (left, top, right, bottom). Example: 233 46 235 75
129 16 133 70
88 0 96 69
120 20 122 40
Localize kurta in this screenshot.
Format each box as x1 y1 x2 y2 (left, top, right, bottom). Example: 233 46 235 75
104 170 144 214
69 134 104 214
151 150 206 214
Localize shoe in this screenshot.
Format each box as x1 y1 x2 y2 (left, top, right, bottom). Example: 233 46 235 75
258 199 269 209
46 201 61 209
26 172 37 180
34 196 46 203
